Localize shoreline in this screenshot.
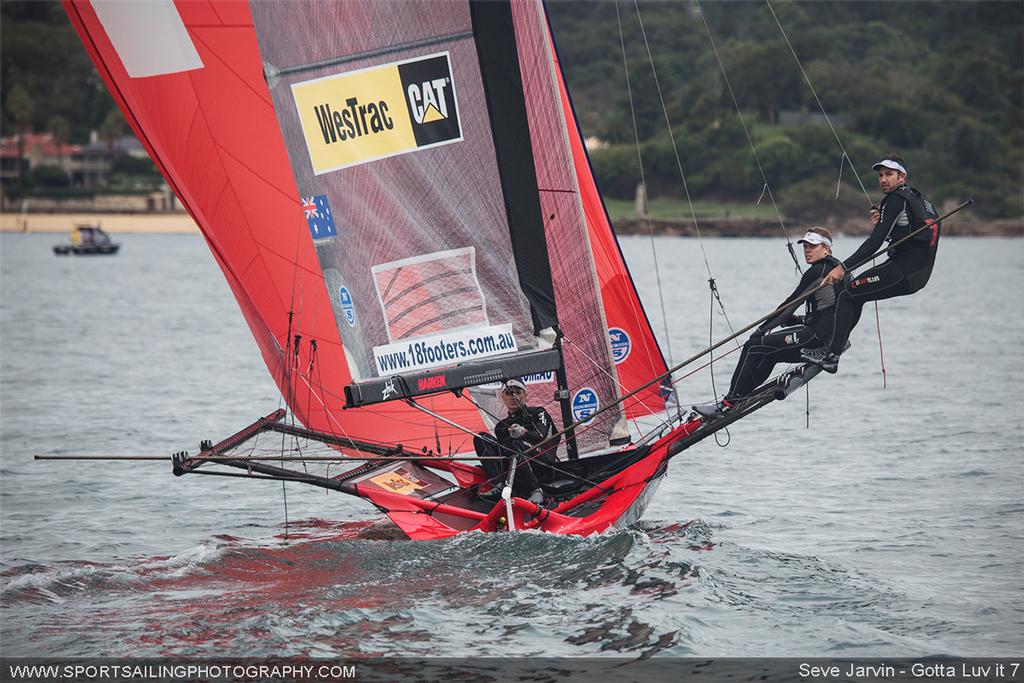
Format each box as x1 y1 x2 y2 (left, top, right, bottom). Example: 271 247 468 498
2 211 1021 237
0 212 199 234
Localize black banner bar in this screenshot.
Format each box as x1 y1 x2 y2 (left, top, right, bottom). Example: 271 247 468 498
344 348 562 407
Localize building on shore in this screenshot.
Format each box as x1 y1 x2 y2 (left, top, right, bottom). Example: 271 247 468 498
1 131 182 214
0 131 153 189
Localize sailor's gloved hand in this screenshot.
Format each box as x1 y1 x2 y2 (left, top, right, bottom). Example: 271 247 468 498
870 206 881 225
508 423 526 439
824 264 845 285
782 314 804 327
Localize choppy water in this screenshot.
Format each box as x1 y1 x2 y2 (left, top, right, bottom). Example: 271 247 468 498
1 232 1021 657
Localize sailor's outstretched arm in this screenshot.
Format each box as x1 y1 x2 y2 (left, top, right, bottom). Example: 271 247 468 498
825 196 903 284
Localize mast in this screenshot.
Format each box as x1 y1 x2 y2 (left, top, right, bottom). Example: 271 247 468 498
552 332 580 460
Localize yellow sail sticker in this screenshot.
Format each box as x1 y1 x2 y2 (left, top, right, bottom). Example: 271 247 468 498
291 52 462 174
369 471 425 496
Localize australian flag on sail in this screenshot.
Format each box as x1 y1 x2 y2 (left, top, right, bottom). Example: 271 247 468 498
303 194 336 239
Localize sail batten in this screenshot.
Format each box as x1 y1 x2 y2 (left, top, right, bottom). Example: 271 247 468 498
270 31 476 80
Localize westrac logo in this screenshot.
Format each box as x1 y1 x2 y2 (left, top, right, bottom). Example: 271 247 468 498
292 52 462 174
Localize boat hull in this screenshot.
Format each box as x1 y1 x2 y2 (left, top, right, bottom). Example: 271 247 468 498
358 420 700 540
53 244 121 256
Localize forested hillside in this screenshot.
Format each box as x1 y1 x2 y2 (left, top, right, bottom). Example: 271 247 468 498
1 3 119 148
2 1 1021 218
546 1 1022 218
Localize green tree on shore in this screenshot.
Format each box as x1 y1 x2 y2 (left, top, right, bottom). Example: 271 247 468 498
47 115 70 168
6 84 34 186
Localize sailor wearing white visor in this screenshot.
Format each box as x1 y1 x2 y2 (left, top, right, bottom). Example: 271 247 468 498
692 227 843 420
474 378 560 506
818 153 941 364
797 230 832 247
871 158 907 175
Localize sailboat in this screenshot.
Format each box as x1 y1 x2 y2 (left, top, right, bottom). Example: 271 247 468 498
62 0 830 539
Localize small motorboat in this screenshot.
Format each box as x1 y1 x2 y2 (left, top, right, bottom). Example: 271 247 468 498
53 224 120 256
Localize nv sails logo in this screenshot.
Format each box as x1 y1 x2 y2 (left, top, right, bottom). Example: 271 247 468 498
292 52 462 174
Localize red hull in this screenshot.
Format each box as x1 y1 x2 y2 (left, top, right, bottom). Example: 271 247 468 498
357 420 701 540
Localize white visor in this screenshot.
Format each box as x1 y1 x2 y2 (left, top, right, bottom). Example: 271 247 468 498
797 231 832 247
502 378 527 393
872 159 907 175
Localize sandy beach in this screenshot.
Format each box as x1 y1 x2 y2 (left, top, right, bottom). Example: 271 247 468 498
3 211 1019 237
0 212 199 234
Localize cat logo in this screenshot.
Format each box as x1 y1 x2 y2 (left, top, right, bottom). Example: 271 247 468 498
407 79 450 124
397 54 461 147
292 52 462 174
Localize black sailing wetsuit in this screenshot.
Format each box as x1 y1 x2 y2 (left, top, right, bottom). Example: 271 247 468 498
828 185 940 354
726 255 843 399
474 405 560 498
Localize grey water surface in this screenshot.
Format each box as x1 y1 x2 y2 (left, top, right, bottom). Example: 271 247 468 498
1 232 1021 657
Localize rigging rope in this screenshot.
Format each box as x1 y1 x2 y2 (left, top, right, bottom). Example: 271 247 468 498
615 1 675 363
560 335 681 446
694 0 803 273
764 0 873 205
874 299 888 388
805 382 810 429
708 284 731 447
630 0 737 335
765 0 891 386
626 1 741 358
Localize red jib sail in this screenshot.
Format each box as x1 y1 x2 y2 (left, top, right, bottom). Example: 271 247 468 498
64 0 671 454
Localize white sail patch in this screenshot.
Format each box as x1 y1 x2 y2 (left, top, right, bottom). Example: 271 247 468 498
371 247 489 343
91 0 203 78
369 247 516 374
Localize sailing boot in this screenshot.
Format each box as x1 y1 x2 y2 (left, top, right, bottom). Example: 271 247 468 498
691 397 734 420
800 347 840 374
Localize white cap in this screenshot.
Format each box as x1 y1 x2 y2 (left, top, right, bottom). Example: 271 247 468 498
872 159 907 175
797 231 832 247
502 378 527 393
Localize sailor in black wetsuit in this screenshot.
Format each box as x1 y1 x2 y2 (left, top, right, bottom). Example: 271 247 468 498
474 379 559 505
816 155 940 365
692 227 843 419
